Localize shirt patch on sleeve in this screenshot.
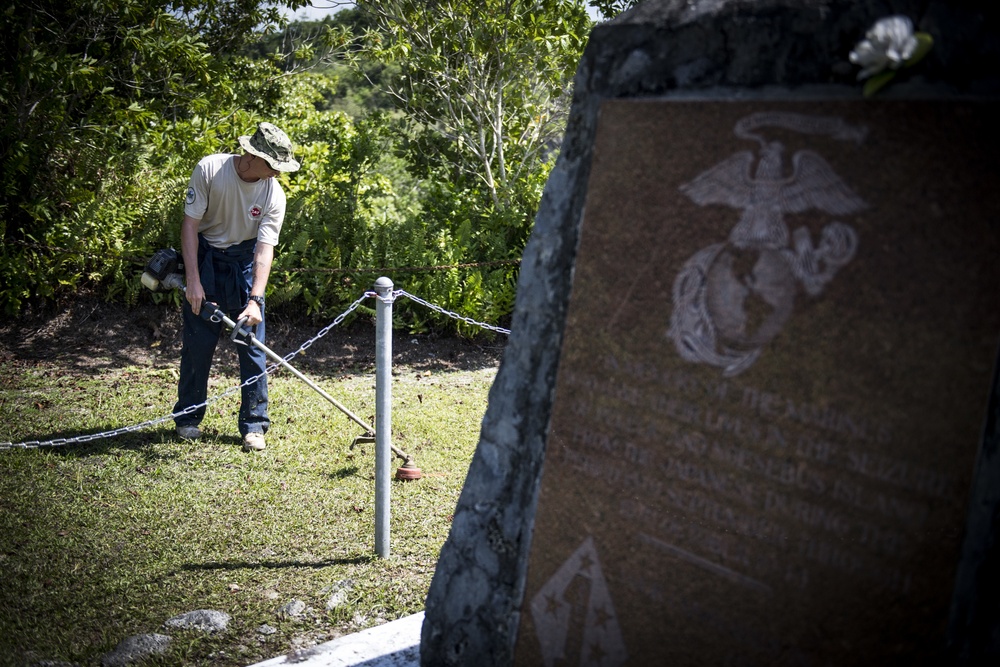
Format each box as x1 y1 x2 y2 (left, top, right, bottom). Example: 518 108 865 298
186 187 196 205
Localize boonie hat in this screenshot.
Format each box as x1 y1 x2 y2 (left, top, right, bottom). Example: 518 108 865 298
238 122 300 172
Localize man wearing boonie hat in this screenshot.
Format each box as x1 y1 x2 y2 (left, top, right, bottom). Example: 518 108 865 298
173 122 300 452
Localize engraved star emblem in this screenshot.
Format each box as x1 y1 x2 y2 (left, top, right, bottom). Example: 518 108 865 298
530 536 627 667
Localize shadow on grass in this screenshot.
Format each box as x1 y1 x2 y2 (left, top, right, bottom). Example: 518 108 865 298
177 555 373 573
8 427 184 461
8 428 260 458
329 465 360 479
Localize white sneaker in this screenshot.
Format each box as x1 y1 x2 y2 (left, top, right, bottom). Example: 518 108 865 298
177 425 201 440
243 432 266 451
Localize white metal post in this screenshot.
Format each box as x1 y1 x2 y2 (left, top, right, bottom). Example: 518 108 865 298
373 277 393 558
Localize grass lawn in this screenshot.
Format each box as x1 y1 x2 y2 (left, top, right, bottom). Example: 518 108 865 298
0 309 500 667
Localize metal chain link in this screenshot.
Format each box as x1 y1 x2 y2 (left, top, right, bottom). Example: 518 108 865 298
0 293 372 451
265 291 373 367
1 287 510 451
395 290 512 335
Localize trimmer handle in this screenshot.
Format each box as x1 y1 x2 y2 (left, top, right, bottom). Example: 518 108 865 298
200 300 225 324
230 316 253 346
199 302 253 346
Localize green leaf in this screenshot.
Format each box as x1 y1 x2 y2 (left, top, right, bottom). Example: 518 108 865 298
904 33 934 69
862 70 896 98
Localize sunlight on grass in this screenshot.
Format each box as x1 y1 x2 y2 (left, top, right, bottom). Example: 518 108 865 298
0 358 496 666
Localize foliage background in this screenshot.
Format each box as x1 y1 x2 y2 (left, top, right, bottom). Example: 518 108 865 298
0 0 631 332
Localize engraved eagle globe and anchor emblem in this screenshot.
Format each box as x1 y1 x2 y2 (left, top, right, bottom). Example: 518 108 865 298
668 112 869 376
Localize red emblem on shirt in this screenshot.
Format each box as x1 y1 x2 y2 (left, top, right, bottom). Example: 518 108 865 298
249 205 262 219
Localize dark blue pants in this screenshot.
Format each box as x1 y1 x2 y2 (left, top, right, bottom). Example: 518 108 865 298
174 237 269 437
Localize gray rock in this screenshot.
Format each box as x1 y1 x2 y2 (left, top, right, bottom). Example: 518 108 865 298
279 599 307 617
324 579 355 610
257 624 278 635
163 609 231 633
101 634 171 667
285 647 321 664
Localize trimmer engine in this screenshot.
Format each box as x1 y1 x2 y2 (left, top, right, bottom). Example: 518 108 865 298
141 248 185 291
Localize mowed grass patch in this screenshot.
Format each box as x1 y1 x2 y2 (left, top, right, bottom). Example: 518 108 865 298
0 354 496 666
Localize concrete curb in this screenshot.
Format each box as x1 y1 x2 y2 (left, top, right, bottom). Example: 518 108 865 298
247 612 422 667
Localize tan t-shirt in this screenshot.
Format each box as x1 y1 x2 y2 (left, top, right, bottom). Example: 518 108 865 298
184 154 286 248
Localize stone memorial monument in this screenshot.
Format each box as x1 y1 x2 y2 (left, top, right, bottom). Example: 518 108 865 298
422 1 1000 665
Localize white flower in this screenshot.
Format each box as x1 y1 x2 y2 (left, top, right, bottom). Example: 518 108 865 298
849 15 919 80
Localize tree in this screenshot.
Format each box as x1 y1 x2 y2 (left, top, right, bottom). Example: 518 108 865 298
0 0 308 313
354 0 591 210
244 10 397 117
589 0 641 20
169 0 314 54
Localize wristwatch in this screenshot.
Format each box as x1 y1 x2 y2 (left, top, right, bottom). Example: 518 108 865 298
248 295 265 307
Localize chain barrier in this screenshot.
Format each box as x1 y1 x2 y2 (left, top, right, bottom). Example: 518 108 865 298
0 286 510 451
395 290 512 335
267 291 374 367
0 293 371 451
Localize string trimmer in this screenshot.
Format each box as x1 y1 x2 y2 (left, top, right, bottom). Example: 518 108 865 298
141 249 420 477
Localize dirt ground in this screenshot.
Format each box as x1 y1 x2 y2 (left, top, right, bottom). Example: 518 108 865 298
0 295 507 376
